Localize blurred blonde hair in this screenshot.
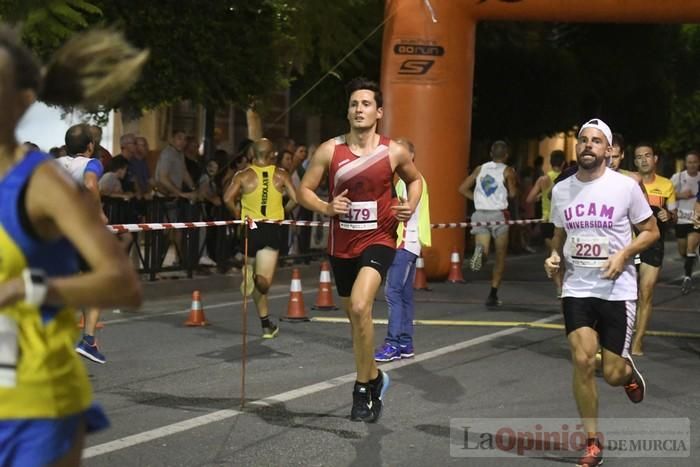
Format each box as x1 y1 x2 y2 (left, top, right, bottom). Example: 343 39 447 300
41 29 149 109
0 26 148 110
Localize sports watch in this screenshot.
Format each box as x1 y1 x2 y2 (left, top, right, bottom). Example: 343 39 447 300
22 268 48 306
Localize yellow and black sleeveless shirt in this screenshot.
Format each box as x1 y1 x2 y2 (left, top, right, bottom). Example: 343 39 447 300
0 151 92 419
241 165 284 220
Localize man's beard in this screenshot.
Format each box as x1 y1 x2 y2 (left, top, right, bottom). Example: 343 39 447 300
577 150 604 170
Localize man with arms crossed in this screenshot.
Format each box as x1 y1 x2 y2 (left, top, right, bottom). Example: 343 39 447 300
297 77 422 422
545 119 659 467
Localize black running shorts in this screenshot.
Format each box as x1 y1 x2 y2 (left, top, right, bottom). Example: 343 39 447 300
639 238 664 268
246 223 283 257
329 244 396 297
541 222 555 240
675 223 695 239
562 297 634 357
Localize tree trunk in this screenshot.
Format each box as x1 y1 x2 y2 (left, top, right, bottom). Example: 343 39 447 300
203 106 216 161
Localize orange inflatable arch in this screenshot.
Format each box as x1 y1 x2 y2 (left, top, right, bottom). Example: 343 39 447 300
380 0 700 278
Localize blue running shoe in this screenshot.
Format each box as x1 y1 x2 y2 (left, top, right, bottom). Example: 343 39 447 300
76 337 106 364
399 344 415 359
369 370 390 422
374 343 400 362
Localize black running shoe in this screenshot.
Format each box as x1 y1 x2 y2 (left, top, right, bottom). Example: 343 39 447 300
350 384 373 422
262 321 279 339
681 276 692 295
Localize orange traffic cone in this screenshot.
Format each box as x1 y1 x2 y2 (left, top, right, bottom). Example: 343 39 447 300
446 246 466 283
313 261 338 310
413 254 431 291
77 311 104 329
281 268 309 321
184 290 209 326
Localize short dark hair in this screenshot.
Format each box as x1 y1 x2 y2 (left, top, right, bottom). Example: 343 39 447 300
612 132 625 149
634 141 656 155
108 154 129 172
232 154 247 169
490 140 509 160
550 150 566 168
686 149 700 159
65 123 93 155
276 149 293 167
346 77 382 108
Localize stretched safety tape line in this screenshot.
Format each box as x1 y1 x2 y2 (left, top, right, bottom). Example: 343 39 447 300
108 217 545 233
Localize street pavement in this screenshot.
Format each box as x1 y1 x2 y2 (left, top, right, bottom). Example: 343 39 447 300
81 242 699 466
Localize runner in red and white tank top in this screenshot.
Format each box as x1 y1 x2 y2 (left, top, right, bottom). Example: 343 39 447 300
328 134 398 258
296 78 423 423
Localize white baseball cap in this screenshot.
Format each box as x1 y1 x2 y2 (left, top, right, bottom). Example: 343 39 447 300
578 118 612 146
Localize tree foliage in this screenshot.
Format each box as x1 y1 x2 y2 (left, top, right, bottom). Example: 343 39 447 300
91 0 292 117
267 0 385 122
470 21 700 157
0 0 101 58
659 24 700 155
5 1 700 156
473 22 582 142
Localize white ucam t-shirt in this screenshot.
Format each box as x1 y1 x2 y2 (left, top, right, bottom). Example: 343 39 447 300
551 168 652 301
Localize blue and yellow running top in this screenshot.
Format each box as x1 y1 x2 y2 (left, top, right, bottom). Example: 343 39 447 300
0 151 93 419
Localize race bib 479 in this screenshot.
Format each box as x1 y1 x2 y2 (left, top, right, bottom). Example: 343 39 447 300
339 201 378 230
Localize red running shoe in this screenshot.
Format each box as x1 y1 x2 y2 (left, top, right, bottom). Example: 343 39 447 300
577 438 603 467
624 355 646 403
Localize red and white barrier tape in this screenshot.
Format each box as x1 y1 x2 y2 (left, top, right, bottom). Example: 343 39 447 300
108 220 244 233
107 217 544 233
430 218 545 229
